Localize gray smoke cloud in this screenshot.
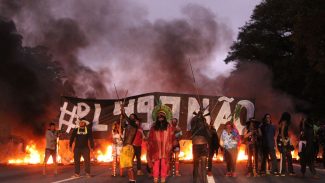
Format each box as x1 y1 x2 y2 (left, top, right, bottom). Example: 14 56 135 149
0 0 233 97
0 0 297 138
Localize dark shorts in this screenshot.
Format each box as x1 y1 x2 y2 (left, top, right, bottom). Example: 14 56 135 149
44 148 57 163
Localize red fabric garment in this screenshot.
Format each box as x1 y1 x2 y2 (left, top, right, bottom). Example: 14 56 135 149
148 124 175 163
132 128 143 146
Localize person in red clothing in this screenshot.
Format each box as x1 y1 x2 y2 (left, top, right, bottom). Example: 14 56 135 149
133 119 145 175
148 104 174 183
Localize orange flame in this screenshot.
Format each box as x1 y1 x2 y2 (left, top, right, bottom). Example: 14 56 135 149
7 140 300 165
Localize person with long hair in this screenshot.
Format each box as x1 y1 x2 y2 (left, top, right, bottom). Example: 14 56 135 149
111 121 124 176
148 107 174 183
191 110 211 183
207 120 219 177
299 115 319 178
133 119 145 175
120 111 139 183
260 114 279 176
243 118 261 177
277 112 295 176
170 118 182 176
220 121 240 177
43 122 59 175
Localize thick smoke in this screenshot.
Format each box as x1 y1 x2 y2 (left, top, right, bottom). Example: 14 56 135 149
222 62 296 122
0 0 297 141
0 0 232 95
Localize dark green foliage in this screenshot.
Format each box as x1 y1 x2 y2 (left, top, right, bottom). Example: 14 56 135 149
225 0 325 119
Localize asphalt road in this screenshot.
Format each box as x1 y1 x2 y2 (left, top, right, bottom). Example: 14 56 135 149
0 162 324 183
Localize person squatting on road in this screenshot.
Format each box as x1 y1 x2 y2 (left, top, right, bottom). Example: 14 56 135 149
69 118 94 178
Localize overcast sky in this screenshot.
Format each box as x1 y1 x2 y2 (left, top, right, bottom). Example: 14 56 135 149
138 0 261 33
134 0 262 77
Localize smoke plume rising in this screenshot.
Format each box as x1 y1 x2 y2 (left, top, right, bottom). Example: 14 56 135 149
0 0 297 141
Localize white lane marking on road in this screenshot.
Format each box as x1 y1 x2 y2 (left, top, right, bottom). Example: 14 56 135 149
51 176 82 183
207 175 216 183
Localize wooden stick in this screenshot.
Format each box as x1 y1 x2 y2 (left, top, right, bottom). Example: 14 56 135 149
188 58 202 110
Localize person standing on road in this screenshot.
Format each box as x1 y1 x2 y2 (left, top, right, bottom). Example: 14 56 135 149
260 114 279 176
43 122 59 175
299 115 319 179
220 121 240 177
207 121 219 177
277 112 295 176
69 118 94 178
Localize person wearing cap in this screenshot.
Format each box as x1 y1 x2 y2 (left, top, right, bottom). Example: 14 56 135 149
69 118 94 178
220 121 240 177
43 122 59 175
243 118 261 177
148 106 175 183
191 110 211 183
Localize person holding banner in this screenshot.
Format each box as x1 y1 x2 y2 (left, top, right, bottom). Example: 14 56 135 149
120 110 139 183
43 122 59 175
148 103 174 183
69 118 94 178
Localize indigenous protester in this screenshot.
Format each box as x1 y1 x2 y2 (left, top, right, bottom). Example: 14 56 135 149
120 110 139 183
260 114 279 176
69 118 94 178
171 118 182 176
317 122 325 168
207 121 219 177
133 119 145 176
191 110 211 183
243 118 261 177
111 121 124 176
277 112 295 176
148 104 174 183
298 116 319 178
220 121 240 177
43 122 59 175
